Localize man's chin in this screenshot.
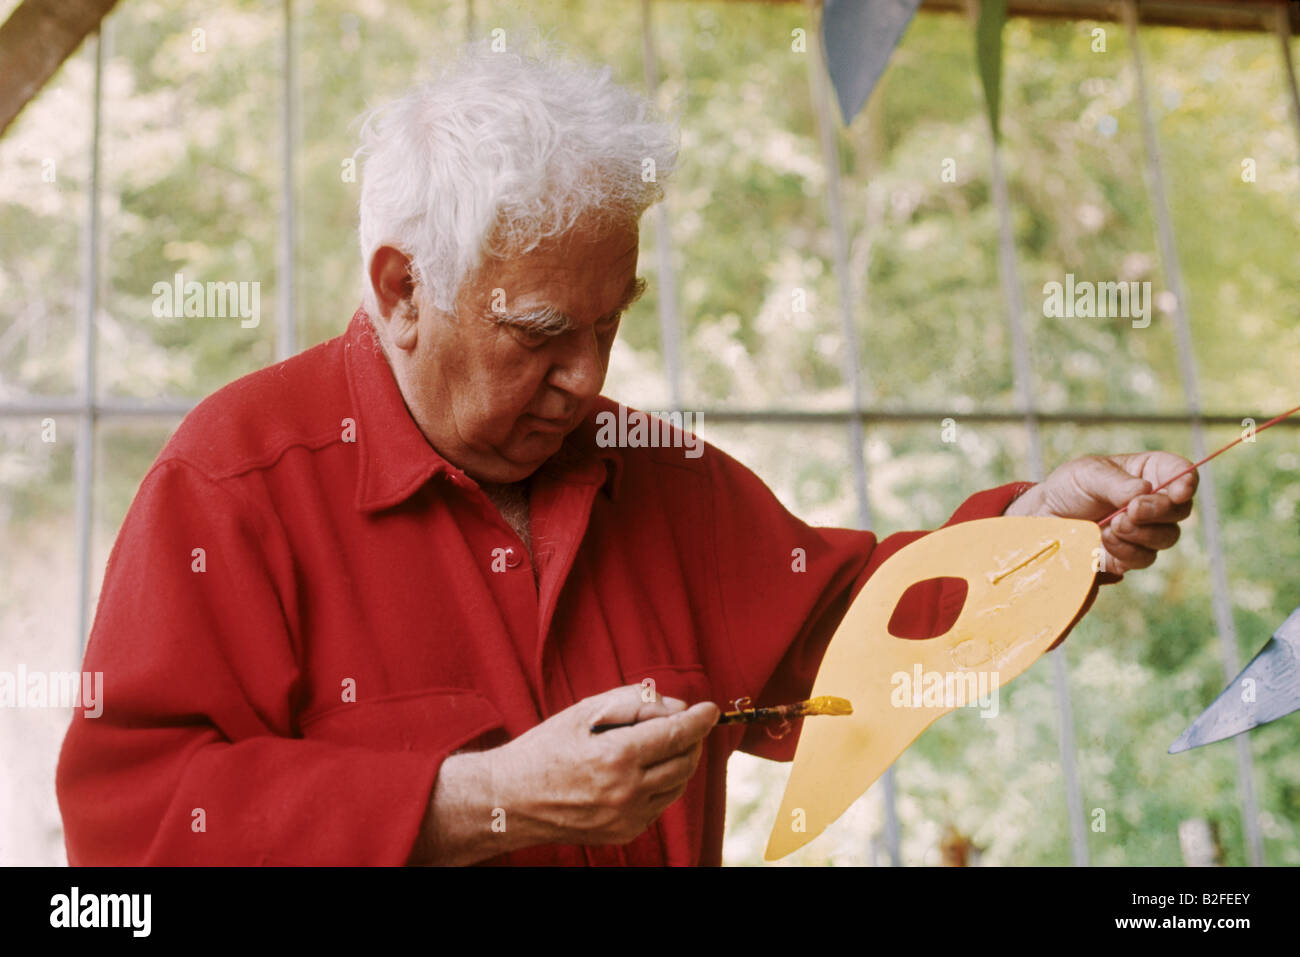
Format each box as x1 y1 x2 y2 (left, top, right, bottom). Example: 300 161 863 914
471 433 565 483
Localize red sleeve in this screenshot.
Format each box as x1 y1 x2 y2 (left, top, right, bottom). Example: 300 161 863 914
55 460 441 865
705 453 1094 762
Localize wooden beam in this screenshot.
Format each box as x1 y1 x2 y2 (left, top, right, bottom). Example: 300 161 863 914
0 0 121 137
717 0 1299 34
923 0 1297 33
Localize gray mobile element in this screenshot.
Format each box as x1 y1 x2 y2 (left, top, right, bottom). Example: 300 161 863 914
1170 604 1300 753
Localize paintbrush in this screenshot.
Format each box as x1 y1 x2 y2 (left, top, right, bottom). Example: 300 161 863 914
1098 403 1300 528
590 695 853 734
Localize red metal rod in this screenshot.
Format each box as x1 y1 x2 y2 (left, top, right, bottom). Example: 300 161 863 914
1097 404 1300 529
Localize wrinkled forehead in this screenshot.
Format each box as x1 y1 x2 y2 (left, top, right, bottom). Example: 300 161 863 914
456 219 642 318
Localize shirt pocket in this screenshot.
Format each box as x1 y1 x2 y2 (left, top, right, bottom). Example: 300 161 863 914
298 688 508 756
617 662 715 709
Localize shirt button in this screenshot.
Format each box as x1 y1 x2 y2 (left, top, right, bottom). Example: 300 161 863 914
503 546 522 569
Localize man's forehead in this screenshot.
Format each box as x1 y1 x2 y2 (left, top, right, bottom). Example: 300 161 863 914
470 252 643 313
479 219 636 277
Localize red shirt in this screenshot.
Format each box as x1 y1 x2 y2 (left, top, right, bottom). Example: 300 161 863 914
57 307 1043 866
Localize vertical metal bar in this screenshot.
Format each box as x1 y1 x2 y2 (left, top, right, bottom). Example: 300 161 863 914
807 0 897 867
277 0 297 361
988 148 1044 482
466 0 476 42
639 0 683 410
1123 0 1263 867
807 6 871 534
965 0 1089 866
75 26 106 653
992 134 1093 867
1276 4 1300 157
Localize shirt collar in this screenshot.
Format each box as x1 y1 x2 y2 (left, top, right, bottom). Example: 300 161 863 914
343 305 623 514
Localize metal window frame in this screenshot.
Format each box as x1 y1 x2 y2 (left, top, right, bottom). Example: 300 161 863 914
4 0 1297 867
15 6 302 650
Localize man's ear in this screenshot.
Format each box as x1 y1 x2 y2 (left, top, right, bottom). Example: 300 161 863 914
368 245 419 350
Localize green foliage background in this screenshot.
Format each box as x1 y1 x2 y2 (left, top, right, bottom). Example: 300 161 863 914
1 0 1297 866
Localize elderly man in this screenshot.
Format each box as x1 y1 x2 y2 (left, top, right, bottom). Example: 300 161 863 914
57 47 1196 866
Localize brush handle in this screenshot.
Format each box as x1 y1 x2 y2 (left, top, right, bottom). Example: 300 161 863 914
590 704 792 734
716 705 791 725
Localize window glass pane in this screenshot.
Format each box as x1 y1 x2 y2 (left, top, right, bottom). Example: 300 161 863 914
650 1 844 411
699 419 858 527
1120 28 1299 414
0 417 79 865
100 0 281 401
0 41 93 398
294 0 405 352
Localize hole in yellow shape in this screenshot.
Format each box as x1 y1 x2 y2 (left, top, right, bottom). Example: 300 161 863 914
886 576 969 640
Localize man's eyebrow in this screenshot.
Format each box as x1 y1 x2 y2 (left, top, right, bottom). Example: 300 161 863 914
493 276 648 335
493 303 572 335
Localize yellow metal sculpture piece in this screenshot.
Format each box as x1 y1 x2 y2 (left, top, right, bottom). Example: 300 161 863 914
765 516 1101 860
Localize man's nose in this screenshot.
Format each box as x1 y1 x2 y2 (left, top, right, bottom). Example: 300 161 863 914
547 325 605 400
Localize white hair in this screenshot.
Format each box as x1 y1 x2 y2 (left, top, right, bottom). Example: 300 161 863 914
355 40 678 315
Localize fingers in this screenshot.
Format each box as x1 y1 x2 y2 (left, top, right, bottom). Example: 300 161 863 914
522 687 715 846
1099 536 1155 573
1101 494 1187 571
581 683 687 729
1050 455 1152 521
1111 512 1183 551
1123 492 1192 525
618 701 719 768
1099 486 1194 571
596 703 712 843
646 779 692 815
1161 468 1198 504
645 749 703 817
1110 452 1198 503
641 740 704 793
1039 451 1201 528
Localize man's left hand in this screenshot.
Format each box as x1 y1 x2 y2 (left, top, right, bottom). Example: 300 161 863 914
1003 452 1198 578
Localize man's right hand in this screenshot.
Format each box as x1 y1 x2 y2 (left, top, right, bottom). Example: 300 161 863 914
409 685 718 864
494 685 719 846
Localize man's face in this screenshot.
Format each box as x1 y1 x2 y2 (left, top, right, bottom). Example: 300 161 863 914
403 216 642 484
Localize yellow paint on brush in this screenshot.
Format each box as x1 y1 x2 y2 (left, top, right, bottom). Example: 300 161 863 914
804 696 853 716
765 516 1101 861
